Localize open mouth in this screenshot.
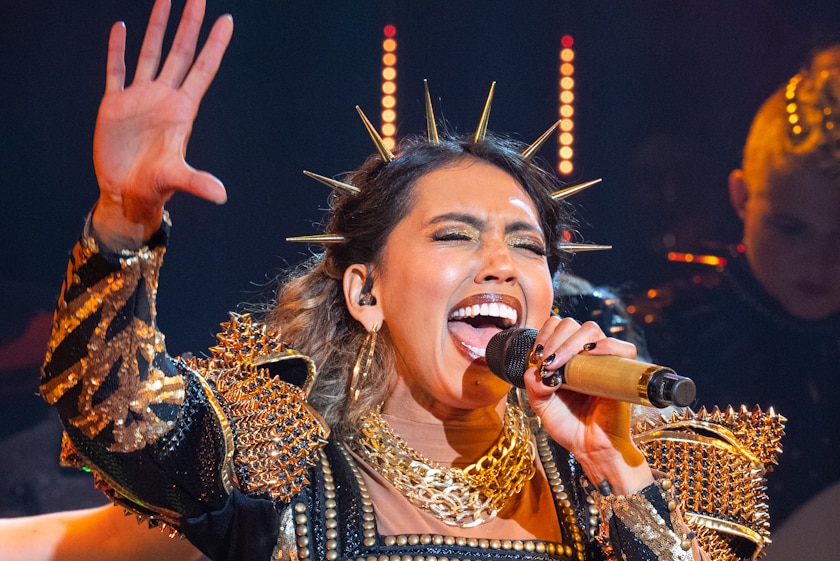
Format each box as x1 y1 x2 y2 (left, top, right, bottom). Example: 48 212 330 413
447 294 521 359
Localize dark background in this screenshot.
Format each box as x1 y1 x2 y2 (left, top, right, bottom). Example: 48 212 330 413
3 0 840 355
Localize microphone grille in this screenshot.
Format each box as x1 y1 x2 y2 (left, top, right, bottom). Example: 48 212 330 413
485 328 538 389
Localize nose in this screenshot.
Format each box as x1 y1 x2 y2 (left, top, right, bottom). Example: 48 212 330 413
475 239 517 284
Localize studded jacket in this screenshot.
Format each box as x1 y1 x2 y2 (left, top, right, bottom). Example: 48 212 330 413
40 220 783 561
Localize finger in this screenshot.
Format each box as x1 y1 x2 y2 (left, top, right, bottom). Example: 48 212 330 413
105 21 127 92
169 165 228 204
535 317 594 370
187 170 227 204
181 14 234 103
579 337 637 360
158 0 206 87
524 363 579 401
135 0 172 82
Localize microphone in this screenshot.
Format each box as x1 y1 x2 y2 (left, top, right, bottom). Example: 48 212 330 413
485 328 696 408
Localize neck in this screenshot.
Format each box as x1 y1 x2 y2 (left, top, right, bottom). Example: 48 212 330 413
380 398 507 468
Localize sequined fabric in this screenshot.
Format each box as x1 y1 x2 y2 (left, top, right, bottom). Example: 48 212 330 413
40 220 328 529
591 479 696 561
41 222 184 453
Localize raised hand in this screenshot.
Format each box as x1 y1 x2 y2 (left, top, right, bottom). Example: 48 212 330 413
92 0 234 248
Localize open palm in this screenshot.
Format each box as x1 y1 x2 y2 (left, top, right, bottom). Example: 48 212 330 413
92 0 233 244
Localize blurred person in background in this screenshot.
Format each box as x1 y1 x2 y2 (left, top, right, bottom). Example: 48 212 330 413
632 45 840 539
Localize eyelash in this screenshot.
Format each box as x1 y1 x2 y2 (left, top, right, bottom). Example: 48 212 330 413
514 241 547 256
431 231 547 256
432 231 473 242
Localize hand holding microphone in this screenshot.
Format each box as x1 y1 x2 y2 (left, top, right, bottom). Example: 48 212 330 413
485 328 696 408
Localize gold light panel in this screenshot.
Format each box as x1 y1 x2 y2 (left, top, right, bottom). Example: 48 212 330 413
381 24 398 151
557 35 575 175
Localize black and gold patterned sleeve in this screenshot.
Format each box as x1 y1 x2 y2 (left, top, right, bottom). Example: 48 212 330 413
39 214 234 521
39 214 330 554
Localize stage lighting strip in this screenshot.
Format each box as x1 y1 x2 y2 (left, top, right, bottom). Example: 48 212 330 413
558 35 575 175
381 25 398 151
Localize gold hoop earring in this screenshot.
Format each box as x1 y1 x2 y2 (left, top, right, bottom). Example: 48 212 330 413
350 323 379 401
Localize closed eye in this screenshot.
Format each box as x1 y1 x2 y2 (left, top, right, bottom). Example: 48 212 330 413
511 240 546 256
506 233 547 256
432 231 475 242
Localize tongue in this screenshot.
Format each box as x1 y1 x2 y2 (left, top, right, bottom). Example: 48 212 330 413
448 321 500 356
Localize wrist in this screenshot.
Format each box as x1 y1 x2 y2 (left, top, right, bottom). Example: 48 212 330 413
578 447 654 495
91 199 162 251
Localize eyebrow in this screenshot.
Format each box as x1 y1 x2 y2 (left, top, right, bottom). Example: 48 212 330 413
428 212 544 236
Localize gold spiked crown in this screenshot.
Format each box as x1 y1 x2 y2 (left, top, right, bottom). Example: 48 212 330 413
286 81 611 255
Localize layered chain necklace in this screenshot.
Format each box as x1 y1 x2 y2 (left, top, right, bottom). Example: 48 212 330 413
349 404 537 528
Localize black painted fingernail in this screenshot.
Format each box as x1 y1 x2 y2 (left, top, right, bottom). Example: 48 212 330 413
542 353 556 366
531 344 544 362
542 371 562 387
583 342 597 351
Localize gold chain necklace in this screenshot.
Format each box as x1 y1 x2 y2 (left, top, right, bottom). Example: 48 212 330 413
349 404 537 528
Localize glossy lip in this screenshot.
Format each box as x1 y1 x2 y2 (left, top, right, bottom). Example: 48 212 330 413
447 293 523 363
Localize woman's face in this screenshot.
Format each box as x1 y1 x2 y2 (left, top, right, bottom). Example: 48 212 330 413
374 159 554 416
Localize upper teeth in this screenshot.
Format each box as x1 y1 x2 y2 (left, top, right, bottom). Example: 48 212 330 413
450 302 518 325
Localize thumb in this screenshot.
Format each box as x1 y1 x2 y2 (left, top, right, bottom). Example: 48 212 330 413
177 166 228 204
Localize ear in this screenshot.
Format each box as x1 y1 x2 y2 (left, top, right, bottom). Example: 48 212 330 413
343 263 383 331
728 169 749 221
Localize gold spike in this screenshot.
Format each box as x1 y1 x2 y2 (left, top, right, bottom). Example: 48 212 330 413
303 170 359 195
550 178 602 200
474 82 496 142
286 234 346 244
724 405 736 423
424 80 439 143
521 120 560 161
356 106 395 162
559 242 612 253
